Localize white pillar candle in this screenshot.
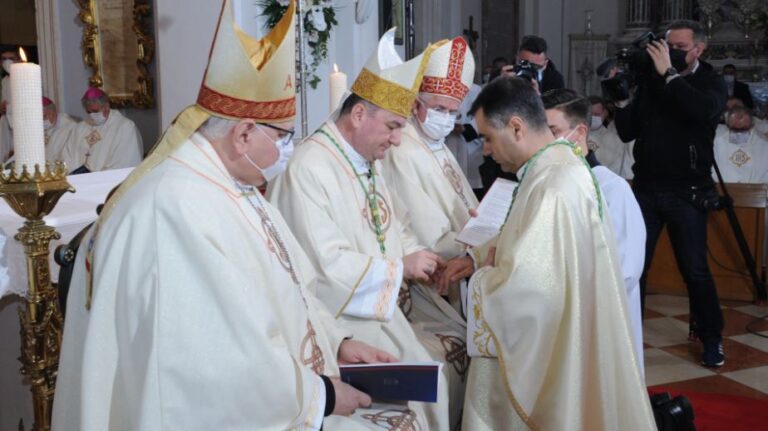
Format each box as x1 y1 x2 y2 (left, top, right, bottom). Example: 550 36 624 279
10 48 45 175
329 63 348 113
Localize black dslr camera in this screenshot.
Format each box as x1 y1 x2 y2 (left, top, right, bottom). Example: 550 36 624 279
510 60 540 85
651 392 696 431
598 31 659 101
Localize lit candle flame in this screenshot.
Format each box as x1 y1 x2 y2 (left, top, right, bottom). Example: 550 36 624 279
333 63 339 73
18 47 27 63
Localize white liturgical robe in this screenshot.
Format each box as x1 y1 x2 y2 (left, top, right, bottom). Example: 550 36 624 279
53 134 409 430
592 164 646 375
592 122 634 179
45 113 77 165
269 121 452 430
713 124 768 184
463 143 655 431
63 109 143 172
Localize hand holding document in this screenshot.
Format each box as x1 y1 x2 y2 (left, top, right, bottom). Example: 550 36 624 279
456 178 518 248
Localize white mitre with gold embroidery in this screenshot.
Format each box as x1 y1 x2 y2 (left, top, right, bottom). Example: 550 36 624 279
420 36 475 102
351 28 444 118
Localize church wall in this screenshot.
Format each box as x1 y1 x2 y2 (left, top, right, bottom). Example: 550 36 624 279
517 0 622 84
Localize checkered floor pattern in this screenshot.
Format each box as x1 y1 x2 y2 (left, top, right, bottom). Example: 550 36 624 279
644 294 768 399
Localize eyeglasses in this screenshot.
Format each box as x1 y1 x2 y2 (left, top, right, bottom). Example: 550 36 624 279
417 98 460 118
257 122 295 143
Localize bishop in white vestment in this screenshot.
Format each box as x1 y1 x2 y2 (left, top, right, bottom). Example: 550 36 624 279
53 2 408 429
42 97 78 166
63 87 143 173
380 36 478 427
713 108 768 184
463 78 655 431
270 30 455 430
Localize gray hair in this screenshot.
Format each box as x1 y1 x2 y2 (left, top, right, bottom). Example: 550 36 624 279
198 116 239 140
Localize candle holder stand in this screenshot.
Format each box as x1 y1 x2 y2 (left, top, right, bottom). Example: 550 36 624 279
0 162 73 431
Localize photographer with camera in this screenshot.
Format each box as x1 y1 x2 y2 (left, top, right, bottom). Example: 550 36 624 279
613 20 727 368
515 35 565 93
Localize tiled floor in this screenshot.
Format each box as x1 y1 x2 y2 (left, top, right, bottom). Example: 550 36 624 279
644 294 768 398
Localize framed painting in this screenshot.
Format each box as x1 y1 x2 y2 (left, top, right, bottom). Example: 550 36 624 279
77 0 154 108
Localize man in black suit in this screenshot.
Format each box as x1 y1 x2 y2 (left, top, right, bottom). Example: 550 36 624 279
722 64 754 109
516 35 565 94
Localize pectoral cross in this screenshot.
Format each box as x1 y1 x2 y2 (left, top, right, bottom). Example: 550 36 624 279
463 16 479 50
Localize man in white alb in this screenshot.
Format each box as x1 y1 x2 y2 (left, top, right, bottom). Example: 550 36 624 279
63 87 143 173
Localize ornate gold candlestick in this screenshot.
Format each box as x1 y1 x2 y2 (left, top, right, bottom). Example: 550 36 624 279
0 162 73 431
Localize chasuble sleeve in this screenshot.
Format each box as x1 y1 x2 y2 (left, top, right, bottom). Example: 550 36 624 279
145 188 326 430
270 162 404 322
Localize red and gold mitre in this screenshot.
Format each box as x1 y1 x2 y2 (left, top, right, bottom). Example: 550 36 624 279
351 28 444 118
420 36 475 102
196 0 296 122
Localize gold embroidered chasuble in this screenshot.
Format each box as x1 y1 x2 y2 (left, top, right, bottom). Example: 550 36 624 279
463 145 656 431
269 121 452 430
53 134 412 430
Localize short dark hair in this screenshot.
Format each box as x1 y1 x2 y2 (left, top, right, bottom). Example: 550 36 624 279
518 35 548 54
492 56 509 65
587 95 606 108
723 64 736 72
666 20 706 43
469 76 549 131
339 93 379 117
541 89 591 129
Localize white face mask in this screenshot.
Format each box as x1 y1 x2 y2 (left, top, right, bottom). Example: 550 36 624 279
243 126 294 183
590 116 603 131
44 119 54 130
89 111 106 125
729 129 751 145
557 127 578 143
723 75 735 84
419 107 456 141
2 59 13 74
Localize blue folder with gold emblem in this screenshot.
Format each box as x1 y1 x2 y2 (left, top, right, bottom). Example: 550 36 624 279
339 361 442 403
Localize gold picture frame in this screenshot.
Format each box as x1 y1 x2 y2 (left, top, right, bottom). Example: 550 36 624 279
77 0 154 108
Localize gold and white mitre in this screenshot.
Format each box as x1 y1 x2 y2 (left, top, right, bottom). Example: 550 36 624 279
351 28 444 118
197 0 295 122
420 36 475 102
86 0 298 299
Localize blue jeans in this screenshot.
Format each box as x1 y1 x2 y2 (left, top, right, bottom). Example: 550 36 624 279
635 189 724 344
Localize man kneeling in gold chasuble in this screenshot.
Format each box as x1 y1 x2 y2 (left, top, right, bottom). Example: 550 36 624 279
269 29 463 431
51 1 422 430
460 76 656 430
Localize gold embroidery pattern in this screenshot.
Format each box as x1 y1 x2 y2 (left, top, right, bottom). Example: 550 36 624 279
397 282 413 319
374 260 398 321
436 333 469 382
730 148 751 168
85 130 101 146
441 159 471 209
300 320 325 374
352 68 416 118
420 37 469 100
361 408 420 431
361 191 392 235
471 273 493 356
197 85 296 120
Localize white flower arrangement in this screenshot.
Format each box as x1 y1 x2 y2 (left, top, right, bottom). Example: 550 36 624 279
261 0 338 88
